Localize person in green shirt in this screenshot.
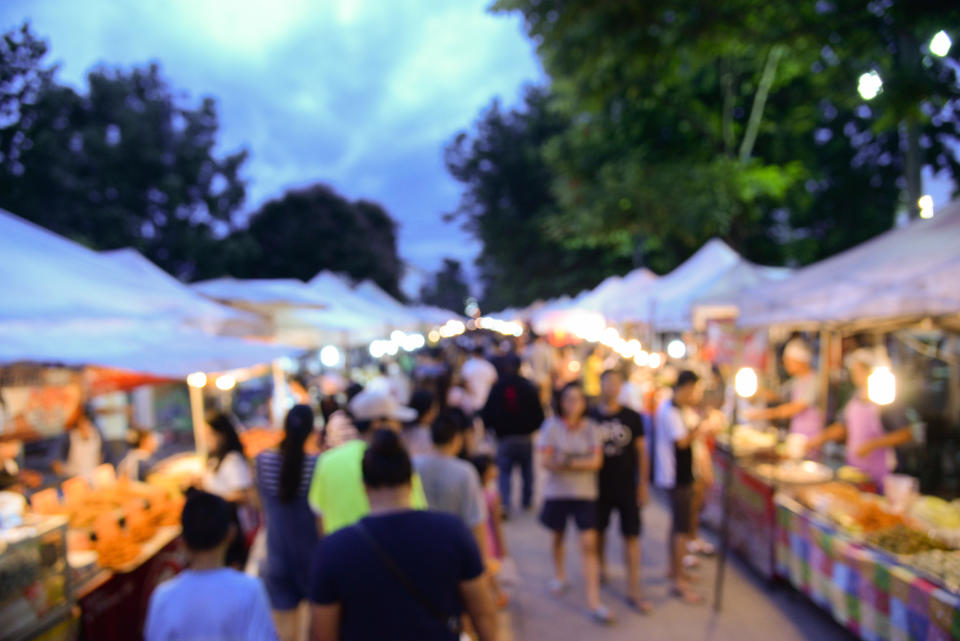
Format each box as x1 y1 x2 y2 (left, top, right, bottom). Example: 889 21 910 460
308 389 429 534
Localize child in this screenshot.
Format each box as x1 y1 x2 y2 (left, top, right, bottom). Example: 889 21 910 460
144 490 278 641
472 454 512 608
472 455 509 562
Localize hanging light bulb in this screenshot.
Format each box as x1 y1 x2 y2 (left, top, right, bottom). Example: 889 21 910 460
735 367 758 399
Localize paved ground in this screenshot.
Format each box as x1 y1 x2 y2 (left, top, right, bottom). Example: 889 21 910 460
497 493 857 641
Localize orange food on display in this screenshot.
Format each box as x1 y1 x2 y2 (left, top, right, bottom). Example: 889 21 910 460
95 532 141 570
30 488 62 515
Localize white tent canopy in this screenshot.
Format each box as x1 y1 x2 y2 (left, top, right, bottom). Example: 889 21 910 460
591 268 660 323
738 200 960 328
647 239 742 330
690 261 792 330
0 320 298 378
0 209 243 333
192 275 385 348
192 277 332 309
352 280 423 328
409 305 463 326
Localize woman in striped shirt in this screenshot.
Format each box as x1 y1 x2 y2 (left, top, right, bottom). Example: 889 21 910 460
255 405 320 641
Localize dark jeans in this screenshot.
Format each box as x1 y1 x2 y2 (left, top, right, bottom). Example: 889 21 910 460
497 436 534 513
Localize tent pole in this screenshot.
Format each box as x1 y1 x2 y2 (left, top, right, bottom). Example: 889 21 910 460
189 382 207 461
817 329 832 421
271 359 286 429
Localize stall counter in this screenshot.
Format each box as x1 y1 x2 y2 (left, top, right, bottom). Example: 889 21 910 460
776 493 960 641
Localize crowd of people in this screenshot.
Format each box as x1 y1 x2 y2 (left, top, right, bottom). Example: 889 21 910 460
144 329 732 640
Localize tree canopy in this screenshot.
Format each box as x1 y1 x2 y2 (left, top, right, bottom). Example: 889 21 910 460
0 22 407 294
230 184 405 298
455 0 960 297
419 258 470 314
445 86 629 309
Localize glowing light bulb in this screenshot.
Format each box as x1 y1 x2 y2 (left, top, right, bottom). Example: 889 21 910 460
867 366 896 406
667 339 687 360
320 345 342 368
735 367 758 399
857 71 883 100
930 30 952 57
215 374 236 391
186 372 207 388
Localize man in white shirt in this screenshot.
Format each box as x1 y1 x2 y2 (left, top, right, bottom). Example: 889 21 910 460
653 371 705 605
461 346 498 415
145 490 278 641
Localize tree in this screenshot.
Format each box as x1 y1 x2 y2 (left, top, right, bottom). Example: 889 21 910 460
224 184 405 298
419 258 470 313
445 86 628 310
0 22 248 280
491 1 960 270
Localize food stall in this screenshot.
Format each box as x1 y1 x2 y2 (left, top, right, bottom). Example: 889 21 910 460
702 425 833 580
776 484 960 641
32 470 186 641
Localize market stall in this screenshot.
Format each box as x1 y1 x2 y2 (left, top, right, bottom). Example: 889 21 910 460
776 486 960 641
702 425 832 580
24 466 187 641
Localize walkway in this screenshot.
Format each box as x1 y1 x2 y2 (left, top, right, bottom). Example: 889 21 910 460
498 494 856 641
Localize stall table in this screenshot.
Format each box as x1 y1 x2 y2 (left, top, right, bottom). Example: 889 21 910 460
703 447 779 580
776 494 960 641
76 527 186 641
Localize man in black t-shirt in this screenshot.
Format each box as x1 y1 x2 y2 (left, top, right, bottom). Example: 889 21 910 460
589 369 651 613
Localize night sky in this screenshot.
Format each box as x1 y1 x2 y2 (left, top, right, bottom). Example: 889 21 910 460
1 0 545 294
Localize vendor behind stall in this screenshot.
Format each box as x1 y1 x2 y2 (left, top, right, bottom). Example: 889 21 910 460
0 440 21 491
118 428 160 482
53 405 111 478
806 348 912 487
747 338 824 444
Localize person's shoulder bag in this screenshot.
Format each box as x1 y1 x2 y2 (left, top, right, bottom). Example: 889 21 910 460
355 520 463 636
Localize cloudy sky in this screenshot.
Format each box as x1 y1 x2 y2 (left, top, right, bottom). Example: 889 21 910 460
2 0 544 295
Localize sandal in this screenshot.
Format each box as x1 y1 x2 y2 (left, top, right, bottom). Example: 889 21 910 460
671 584 704 605
589 605 615 625
626 596 654 614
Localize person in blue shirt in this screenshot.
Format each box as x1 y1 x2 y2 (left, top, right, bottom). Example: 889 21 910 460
144 490 278 641
309 429 498 641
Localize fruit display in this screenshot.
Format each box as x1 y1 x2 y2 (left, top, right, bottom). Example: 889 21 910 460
866 524 950 555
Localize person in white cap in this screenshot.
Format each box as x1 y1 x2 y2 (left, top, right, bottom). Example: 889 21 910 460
746 338 824 447
307 389 429 535
806 348 912 487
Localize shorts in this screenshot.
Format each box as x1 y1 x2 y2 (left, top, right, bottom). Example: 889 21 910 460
596 492 641 538
539 499 597 532
264 570 309 611
670 485 694 536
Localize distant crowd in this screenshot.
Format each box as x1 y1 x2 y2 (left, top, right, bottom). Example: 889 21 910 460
145 329 729 641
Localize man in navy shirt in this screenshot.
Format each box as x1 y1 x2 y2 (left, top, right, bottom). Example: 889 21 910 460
309 429 498 641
